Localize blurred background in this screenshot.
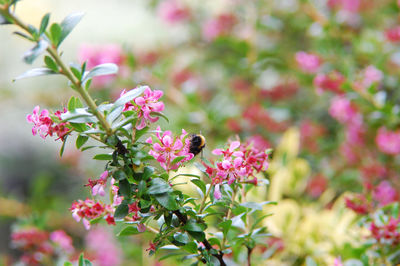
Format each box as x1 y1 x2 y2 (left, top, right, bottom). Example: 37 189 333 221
1 0 400 265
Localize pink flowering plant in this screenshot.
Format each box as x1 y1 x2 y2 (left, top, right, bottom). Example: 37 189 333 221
0 2 274 265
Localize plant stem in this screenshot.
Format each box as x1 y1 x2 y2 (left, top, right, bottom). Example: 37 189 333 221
1 6 113 136
198 183 212 214
221 187 238 250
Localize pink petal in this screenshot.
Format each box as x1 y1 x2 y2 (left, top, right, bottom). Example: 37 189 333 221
153 143 164 152
233 157 243 168
83 219 91 230
137 223 146 232
212 149 223 155
134 96 146 106
163 135 173 146
229 141 240 152
146 137 153 144
173 139 183 150
214 184 222 200
100 171 108 180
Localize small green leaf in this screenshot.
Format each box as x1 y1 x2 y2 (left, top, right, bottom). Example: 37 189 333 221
154 192 179 210
143 166 154 180
67 96 76 111
44 56 58 72
61 108 98 123
113 170 128 180
59 12 84 45
170 155 186 166
173 232 189 245
190 179 206 195
182 242 198 254
148 178 172 194
14 68 56 81
187 231 205 242
183 219 207 232
82 63 118 83
59 136 67 157
114 203 129 219
70 66 82 80
93 154 113 160
13 31 34 41
76 135 89 149
119 179 131 198
39 13 50 34
151 112 169 123
63 262 73 266
117 226 142 236
113 86 147 108
49 23 62 46
219 220 232 236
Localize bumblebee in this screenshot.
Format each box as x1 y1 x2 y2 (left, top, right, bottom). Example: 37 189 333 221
189 134 206 156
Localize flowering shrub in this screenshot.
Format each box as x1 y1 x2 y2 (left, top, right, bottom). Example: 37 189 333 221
2 0 400 265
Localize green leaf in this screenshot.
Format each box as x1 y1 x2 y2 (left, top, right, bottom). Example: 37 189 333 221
154 192 179 210
190 179 206 195
39 13 50 34
117 226 142 236
182 242 198 254
173 232 190 245
70 66 82 80
59 136 67 157
114 203 129 219
78 253 92 266
113 86 147 108
61 108 98 123
13 68 56 81
49 23 62 46
219 220 232 236
93 154 113 160
170 155 186 166
159 253 185 261
76 135 89 149
143 166 154 180
59 12 84 46
44 56 58 72
82 63 118 83
113 170 128 180
151 112 169 123
106 105 124 124
68 96 77 111
183 219 207 232
187 231 205 242
112 117 136 131
138 180 147 196
119 179 131 198
63 262 73 266
240 201 276 211
13 31 34 41
148 178 172 194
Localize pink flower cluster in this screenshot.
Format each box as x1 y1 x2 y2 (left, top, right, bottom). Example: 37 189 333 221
375 127 400 155
313 71 345 95
120 86 165 129
295 51 321 73
70 199 115 230
11 228 74 265
85 171 109 197
78 44 124 87
146 126 194 171
345 194 371 215
385 26 400 43
370 217 400 245
329 96 360 124
208 139 270 199
158 0 190 24
373 181 398 207
26 106 69 140
203 14 236 41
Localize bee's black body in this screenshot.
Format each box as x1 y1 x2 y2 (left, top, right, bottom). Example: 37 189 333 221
189 134 206 156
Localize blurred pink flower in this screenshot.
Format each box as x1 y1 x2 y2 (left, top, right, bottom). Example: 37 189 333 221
363 65 383 87
329 96 359 124
50 230 74 253
370 217 400 245
120 86 165 130
78 44 124 87
26 106 53 139
203 14 236 41
333 257 343 266
86 227 122 266
70 199 111 230
85 171 109 197
306 174 327 198
385 26 400 42
146 126 194 171
295 51 321 73
373 181 398 207
328 0 361 13
345 194 371 215
158 0 190 24
313 71 345 94
375 127 400 155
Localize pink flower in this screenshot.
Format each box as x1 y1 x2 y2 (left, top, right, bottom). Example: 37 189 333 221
147 126 194 171
363 65 383 87
345 194 371 215
295 51 321 73
306 174 327 198
50 230 74 253
85 171 109 197
202 14 236 41
329 96 360 124
373 181 398 207
375 127 400 155
26 106 53 139
70 199 110 230
333 257 343 266
328 0 361 13
86 227 122 266
78 44 124 87
313 71 345 94
385 26 400 43
214 184 222 200
120 87 165 130
158 0 190 24
370 217 400 245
